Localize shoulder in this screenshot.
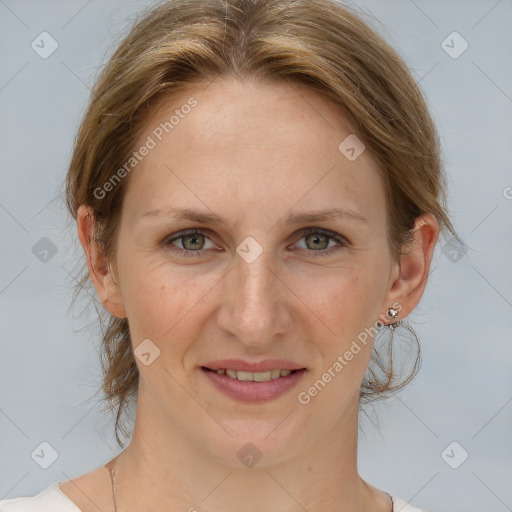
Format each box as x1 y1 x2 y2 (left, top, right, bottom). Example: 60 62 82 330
391 495 427 512
0 482 81 512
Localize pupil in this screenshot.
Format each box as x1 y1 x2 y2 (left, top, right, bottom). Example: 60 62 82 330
308 233 327 250
185 234 202 250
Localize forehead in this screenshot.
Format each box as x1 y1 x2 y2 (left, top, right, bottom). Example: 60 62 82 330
122 76 386 228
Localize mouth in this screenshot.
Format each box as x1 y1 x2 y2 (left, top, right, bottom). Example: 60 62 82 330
201 367 302 382
200 366 307 402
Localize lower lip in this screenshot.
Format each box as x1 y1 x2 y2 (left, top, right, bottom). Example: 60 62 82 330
201 367 307 403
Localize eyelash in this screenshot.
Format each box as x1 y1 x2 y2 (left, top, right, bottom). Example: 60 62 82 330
164 228 349 258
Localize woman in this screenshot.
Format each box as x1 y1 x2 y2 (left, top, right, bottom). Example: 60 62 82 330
0 0 464 510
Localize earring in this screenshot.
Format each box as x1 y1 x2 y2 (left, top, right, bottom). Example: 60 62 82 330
386 307 401 330
384 307 419 345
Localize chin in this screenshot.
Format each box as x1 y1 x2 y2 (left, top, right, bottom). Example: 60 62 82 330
196 417 308 470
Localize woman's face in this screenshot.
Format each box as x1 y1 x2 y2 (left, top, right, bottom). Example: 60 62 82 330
84 77 430 467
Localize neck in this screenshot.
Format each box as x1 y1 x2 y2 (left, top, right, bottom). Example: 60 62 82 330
108 388 388 512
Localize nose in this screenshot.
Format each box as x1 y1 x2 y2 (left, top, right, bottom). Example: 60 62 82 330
216 246 293 348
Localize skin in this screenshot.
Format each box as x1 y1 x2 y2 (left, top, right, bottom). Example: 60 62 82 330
63 76 438 512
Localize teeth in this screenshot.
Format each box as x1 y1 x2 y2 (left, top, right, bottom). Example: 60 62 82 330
217 368 295 381
237 370 258 381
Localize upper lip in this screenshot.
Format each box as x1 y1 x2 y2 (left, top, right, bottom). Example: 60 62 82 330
202 359 306 372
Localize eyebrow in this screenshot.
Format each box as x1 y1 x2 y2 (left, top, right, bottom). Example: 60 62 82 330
139 206 367 226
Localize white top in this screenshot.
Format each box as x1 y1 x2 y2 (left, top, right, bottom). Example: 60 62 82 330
0 481 426 511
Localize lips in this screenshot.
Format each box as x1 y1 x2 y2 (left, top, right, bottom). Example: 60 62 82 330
201 358 306 372
204 368 297 382
200 359 307 402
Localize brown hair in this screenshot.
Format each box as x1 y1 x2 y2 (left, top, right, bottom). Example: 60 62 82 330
65 0 464 446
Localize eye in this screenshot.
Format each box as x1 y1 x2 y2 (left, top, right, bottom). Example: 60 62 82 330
164 227 348 258
165 229 216 256
293 228 348 257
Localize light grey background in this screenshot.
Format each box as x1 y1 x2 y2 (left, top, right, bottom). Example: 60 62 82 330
0 1 511 511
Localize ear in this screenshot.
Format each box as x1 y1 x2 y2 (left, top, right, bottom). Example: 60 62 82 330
379 213 439 323
76 205 127 319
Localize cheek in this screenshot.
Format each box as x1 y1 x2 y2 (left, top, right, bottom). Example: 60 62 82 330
322 269 380 337
312 262 388 381
120 262 216 347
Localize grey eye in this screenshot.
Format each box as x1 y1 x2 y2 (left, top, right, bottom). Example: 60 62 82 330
168 230 215 252
304 232 331 251
181 232 205 250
